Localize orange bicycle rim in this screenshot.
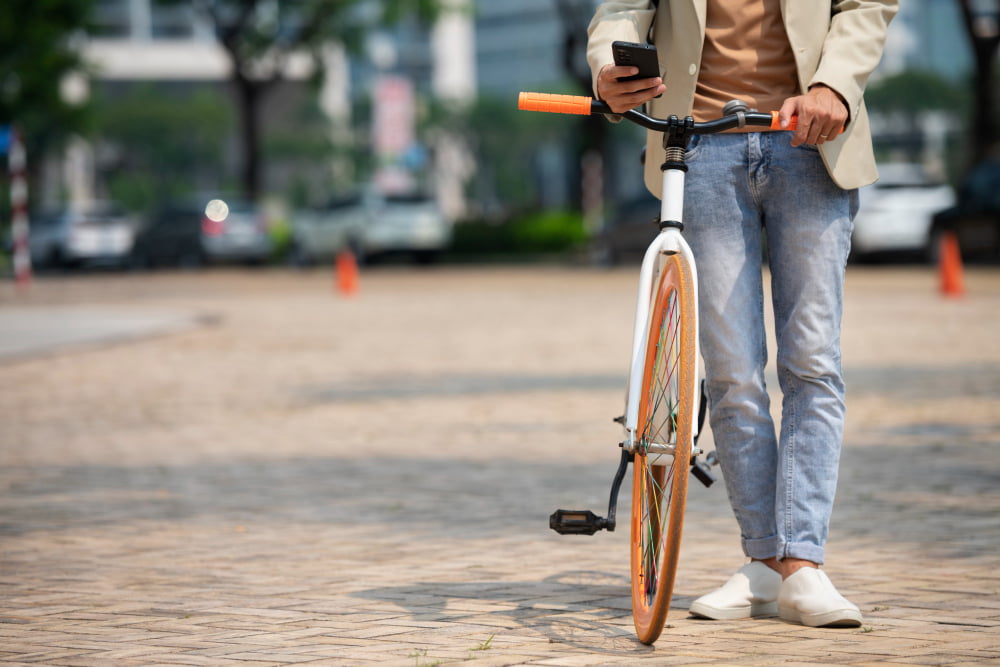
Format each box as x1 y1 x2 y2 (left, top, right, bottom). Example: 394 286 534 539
630 253 697 644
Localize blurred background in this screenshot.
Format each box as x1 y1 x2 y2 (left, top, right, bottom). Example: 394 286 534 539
0 0 998 275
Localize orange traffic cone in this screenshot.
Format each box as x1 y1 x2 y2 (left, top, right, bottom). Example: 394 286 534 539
939 230 965 298
336 250 359 297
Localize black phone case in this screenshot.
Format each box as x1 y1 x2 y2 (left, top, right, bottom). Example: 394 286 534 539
612 41 660 82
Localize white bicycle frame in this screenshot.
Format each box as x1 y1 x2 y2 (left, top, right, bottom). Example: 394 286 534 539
622 165 701 458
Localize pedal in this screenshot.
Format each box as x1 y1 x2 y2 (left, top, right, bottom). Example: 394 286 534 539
549 509 609 535
690 459 715 487
690 450 719 488
550 451 630 536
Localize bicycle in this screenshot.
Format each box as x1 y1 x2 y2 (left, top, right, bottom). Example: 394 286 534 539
518 92 802 644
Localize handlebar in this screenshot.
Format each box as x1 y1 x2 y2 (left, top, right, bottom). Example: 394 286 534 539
517 91 811 134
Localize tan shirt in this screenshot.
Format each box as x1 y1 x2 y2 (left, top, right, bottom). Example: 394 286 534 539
693 0 799 123
586 0 900 192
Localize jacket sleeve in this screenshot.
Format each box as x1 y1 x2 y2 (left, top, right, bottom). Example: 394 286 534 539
586 1 657 99
809 0 899 124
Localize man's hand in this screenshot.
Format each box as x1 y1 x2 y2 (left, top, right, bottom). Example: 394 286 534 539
778 85 849 146
596 64 665 114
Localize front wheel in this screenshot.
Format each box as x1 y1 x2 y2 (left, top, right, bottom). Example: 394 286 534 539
630 252 697 645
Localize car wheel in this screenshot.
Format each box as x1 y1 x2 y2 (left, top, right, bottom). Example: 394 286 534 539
925 225 945 266
287 241 313 268
45 246 66 271
177 244 204 269
412 250 439 265
128 249 151 271
347 240 367 266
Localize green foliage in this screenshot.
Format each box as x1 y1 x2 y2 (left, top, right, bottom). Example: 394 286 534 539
867 69 973 175
425 94 575 212
866 69 970 115
0 0 95 212
451 209 586 256
378 0 443 27
511 210 587 251
262 92 348 205
267 216 293 260
93 84 233 212
105 172 156 217
0 0 94 130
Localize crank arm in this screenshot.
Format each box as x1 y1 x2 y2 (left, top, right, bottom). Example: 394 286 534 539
549 449 633 535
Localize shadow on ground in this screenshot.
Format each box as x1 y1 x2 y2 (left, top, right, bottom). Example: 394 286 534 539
2 433 996 556
350 570 666 655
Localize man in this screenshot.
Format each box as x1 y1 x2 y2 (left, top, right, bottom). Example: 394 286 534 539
587 0 897 627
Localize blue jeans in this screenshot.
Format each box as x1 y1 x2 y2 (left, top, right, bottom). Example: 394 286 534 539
681 131 857 565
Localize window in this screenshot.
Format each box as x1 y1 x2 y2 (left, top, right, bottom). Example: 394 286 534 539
151 3 195 39
91 0 131 38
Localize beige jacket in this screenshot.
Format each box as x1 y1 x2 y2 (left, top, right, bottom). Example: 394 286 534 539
586 0 898 195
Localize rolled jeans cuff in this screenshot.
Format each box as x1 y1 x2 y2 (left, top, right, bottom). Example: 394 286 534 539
781 541 826 566
742 535 780 561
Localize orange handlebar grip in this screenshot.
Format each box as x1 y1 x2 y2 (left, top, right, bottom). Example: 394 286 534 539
770 111 795 131
769 111 844 135
518 92 593 115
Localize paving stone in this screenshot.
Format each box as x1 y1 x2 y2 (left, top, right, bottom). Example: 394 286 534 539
2 267 999 664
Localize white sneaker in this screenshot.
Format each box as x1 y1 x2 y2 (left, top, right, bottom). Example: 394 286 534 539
689 561 782 620
777 567 863 627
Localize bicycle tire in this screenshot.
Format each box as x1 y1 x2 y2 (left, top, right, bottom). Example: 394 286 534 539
630 252 697 644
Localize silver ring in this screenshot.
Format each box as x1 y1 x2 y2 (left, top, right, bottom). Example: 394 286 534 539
819 134 830 139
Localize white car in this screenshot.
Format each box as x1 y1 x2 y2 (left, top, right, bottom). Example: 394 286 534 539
29 202 136 269
288 194 362 266
291 190 451 265
851 163 955 261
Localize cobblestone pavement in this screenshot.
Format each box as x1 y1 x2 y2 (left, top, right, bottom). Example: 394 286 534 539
1 265 999 665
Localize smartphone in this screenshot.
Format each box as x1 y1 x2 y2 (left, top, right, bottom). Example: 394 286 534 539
612 41 661 82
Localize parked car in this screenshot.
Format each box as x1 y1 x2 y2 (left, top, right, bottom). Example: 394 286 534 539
590 194 661 266
851 162 955 262
132 197 272 268
28 201 136 269
287 194 362 266
291 190 452 265
931 158 1000 263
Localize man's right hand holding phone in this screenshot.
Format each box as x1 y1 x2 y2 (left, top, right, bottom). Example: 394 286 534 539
596 65 665 114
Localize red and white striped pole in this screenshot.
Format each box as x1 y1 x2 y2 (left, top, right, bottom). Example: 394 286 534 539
9 126 31 287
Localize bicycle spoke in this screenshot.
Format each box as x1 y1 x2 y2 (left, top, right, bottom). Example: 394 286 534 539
640 462 677 594
643 291 682 453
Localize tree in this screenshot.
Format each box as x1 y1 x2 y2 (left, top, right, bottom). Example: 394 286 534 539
865 69 969 168
956 0 1000 162
94 84 233 212
0 0 94 209
452 95 569 213
159 0 439 201
866 70 969 117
